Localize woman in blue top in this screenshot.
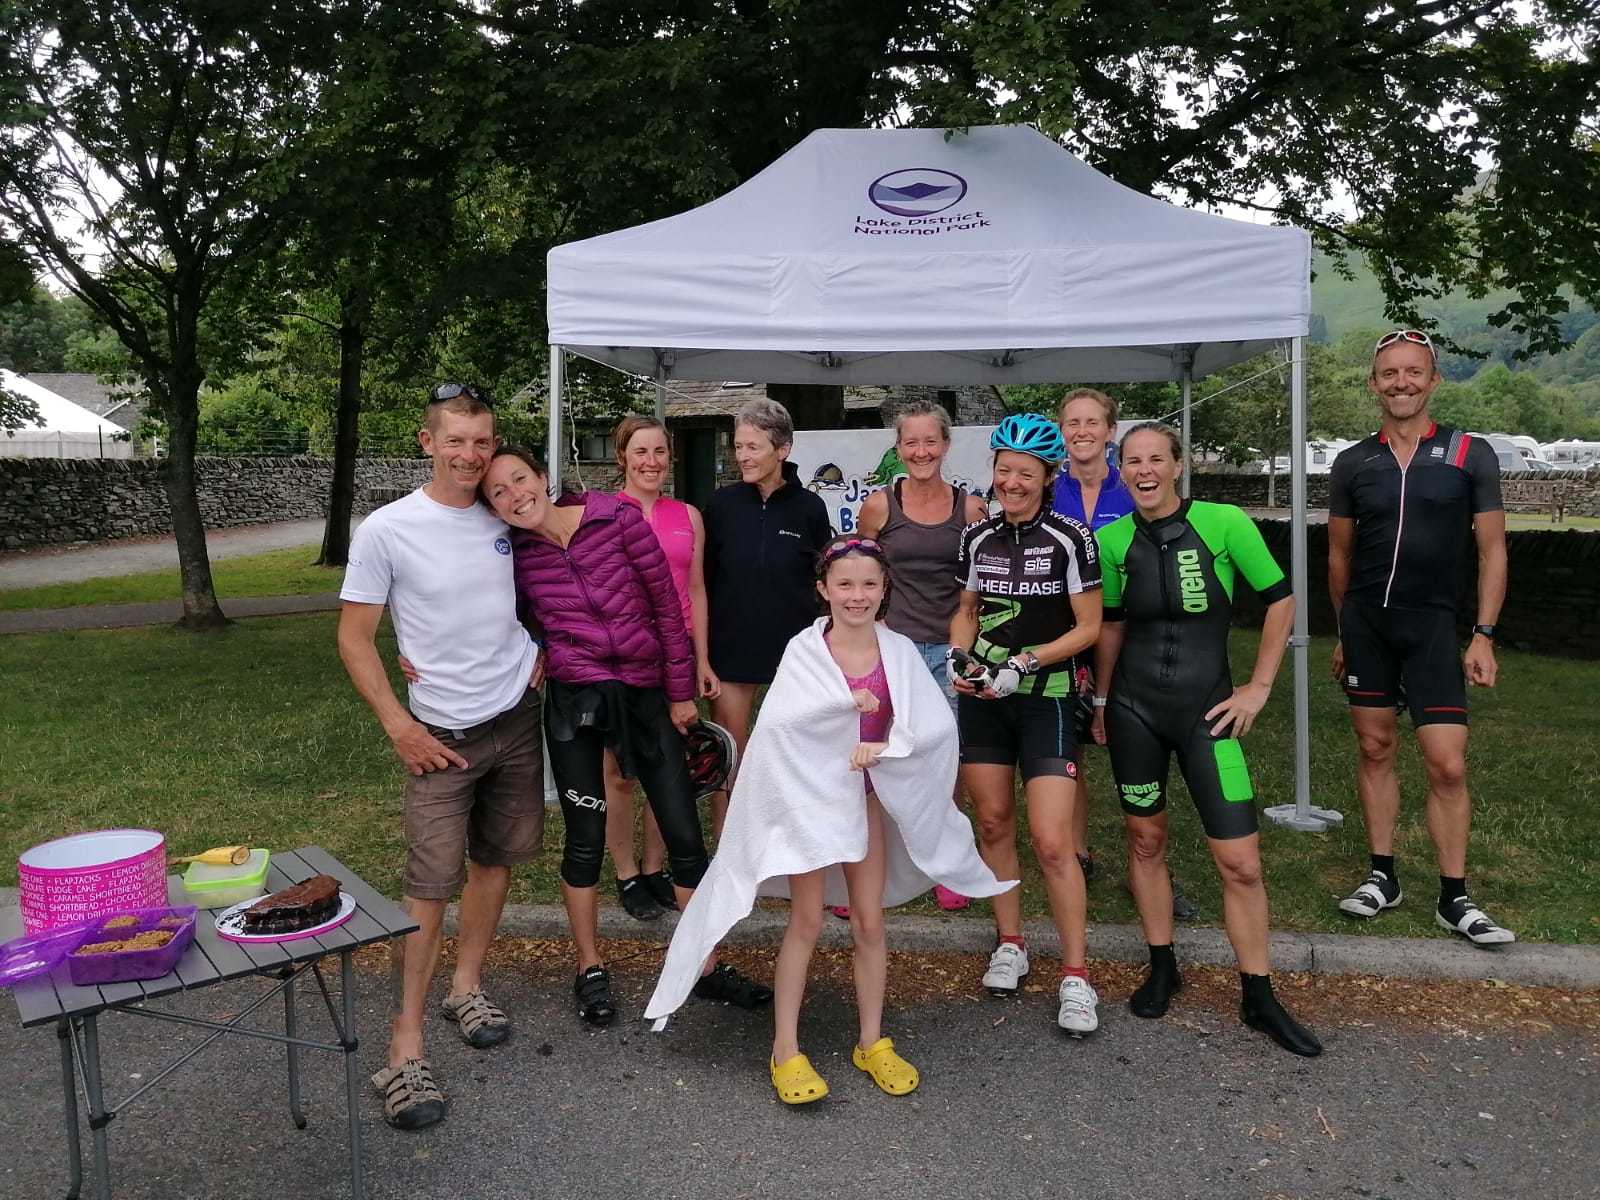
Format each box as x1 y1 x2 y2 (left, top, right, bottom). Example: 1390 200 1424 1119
1052 388 1197 919
1052 388 1134 531
1051 390 1133 880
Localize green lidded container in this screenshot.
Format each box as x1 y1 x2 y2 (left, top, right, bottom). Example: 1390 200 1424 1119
181 849 271 909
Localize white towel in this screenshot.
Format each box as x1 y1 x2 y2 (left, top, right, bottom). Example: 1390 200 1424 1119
645 618 1015 1024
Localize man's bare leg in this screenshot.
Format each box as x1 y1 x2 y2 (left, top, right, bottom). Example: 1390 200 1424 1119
389 896 447 1066
449 862 510 998
1350 706 1402 853
1416 724 1471 878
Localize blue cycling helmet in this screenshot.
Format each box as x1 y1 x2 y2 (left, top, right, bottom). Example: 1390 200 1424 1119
990 412 1065 466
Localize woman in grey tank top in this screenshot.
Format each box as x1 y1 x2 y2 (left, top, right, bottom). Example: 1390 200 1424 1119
858 400 989 910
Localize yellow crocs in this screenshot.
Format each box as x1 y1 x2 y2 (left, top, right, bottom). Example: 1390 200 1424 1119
852 1036 920 1095
770 1053 829 1105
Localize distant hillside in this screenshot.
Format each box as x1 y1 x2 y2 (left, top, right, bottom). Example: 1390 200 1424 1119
1311 250 1598 389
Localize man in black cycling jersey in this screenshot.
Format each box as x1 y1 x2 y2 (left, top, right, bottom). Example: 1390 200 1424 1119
1328 329 1512 946
949 412 1104 1035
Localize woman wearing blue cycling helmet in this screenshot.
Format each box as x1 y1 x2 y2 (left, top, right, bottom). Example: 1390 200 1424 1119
948 413 1106 1035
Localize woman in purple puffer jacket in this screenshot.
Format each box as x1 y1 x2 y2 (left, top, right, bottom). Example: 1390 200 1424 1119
482 445 771 1026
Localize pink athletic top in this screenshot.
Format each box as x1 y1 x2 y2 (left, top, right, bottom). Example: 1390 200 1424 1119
618 492 695 629
831 636 893 794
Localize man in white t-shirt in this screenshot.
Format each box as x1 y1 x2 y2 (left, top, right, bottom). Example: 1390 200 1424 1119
337 383 541 1131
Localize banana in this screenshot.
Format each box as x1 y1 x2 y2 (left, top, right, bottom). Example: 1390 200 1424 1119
170 844 252 867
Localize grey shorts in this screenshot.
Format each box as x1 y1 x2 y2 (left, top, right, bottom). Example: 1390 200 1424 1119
403 688 545 900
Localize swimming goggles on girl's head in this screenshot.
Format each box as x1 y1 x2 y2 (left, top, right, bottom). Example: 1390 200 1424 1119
1372 329 1437 361
817 537 885 569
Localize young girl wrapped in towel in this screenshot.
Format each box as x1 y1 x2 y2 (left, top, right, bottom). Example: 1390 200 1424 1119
645 535 1015 1104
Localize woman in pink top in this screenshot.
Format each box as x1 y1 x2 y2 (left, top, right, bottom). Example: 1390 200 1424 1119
604 415 721 921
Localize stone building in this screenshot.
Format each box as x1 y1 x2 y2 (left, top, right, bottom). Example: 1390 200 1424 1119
567 381 1005 508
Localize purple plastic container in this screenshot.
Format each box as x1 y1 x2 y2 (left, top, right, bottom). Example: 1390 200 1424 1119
0 923 90 988
66 906 197 986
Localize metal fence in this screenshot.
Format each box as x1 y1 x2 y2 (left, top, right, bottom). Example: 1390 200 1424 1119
0 431 156 459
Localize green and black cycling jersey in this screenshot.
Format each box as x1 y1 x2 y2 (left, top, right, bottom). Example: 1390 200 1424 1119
955 505 1101 698
1097 500 1291 699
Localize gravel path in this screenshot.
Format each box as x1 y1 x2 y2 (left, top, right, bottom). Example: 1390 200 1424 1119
0 518 360 589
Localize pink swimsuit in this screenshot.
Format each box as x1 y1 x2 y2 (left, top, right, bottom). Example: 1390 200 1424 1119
618 492 695 629
838 648 893 795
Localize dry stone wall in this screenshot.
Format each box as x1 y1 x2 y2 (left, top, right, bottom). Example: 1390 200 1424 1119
1190 468 1600 514
1229 521 1600 660
0 457 432 551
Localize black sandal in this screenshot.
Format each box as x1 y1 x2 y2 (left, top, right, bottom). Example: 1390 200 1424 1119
692 962 773 1009
575 966 617 1026
640 869 678 911
617 875 664 921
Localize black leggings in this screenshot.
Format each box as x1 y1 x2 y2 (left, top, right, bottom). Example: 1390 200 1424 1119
543 684 708 890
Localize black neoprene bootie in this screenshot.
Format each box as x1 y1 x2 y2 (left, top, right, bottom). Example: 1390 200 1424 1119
1129 944 1182 1018
1240 973 1322 1057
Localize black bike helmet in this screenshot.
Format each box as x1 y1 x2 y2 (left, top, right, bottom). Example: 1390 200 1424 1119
684 719 738 802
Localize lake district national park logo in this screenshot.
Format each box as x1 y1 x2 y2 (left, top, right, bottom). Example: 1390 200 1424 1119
856 167 989 237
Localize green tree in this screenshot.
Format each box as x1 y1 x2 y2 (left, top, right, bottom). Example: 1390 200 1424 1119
0 380 41 437
0 2 331 627
462 1 1597 432
939 1 1600 357
269 1 504 565
0 286 110 373
197 374 312 455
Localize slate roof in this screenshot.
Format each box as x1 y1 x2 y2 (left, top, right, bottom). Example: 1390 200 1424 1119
661 381 892 420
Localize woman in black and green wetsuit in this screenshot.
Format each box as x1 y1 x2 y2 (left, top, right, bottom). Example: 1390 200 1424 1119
1091 423 1321 1057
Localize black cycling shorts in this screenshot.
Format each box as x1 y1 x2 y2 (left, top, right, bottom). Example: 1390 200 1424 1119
958 692 1080 783
1104 686 1258 841
1339 602 1468 727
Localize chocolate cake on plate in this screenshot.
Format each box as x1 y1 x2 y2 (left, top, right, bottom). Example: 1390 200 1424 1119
241 874 342 933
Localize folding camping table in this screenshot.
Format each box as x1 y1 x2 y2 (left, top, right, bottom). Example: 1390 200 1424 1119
3 845 418 1200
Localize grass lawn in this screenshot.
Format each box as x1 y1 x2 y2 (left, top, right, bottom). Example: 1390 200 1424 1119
1503 512 1600 533
1 614 1595 943
0 546 344 612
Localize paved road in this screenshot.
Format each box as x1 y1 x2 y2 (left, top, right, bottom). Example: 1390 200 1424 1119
0 518 355 589
3 946 1594 1200
0 593 343 635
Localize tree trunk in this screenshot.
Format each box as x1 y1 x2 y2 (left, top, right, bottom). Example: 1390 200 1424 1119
318 292 365 567
766 383 845 431
161 372 228 630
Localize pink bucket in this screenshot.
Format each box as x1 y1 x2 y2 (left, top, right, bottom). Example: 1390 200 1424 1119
18 829 168 934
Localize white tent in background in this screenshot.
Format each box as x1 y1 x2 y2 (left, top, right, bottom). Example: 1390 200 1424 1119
0 369 136 459
546 124 1339 830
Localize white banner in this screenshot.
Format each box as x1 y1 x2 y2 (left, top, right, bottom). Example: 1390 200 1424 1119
789 426 997 533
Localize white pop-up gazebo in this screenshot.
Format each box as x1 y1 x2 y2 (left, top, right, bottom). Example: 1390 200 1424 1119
547 124 1339 830
0 370 134 459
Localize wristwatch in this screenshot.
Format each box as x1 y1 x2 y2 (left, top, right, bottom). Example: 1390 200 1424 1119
1472 624 1497 640
1008 651 1041 676
1091 696 1108 708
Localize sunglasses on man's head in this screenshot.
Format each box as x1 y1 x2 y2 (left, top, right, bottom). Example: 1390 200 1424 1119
1372 329 1437 360
428 382 492 406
